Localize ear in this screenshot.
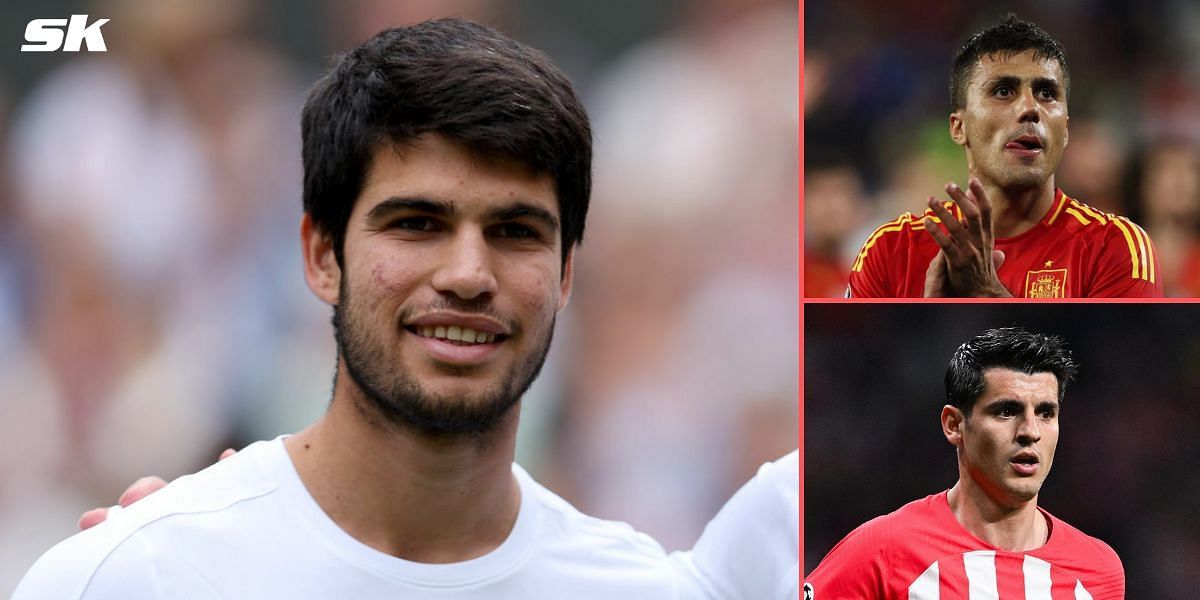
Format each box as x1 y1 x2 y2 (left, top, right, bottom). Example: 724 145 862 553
557 246 576 312
301 213 341 306
949 112 967 147
941 404 966 447
1063 114 1070 149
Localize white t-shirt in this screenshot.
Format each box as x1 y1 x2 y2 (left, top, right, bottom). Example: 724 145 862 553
13 437 699 599
687 450 799 600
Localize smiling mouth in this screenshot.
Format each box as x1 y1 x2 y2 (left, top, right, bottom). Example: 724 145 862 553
407 325 505 345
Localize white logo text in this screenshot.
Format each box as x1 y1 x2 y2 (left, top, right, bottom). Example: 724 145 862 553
22 15 109 52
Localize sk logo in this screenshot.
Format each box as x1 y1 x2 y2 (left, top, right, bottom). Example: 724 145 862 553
22 15 109 52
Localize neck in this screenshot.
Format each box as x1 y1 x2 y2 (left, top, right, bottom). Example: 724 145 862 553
947 479 1047 552
973 174 1058 239
285 362 521 563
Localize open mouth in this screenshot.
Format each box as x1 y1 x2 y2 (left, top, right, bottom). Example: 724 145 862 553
1005 135 1043 152
1010 454 1039 475
407 325 506 346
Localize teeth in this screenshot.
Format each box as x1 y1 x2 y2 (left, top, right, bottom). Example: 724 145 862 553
414 325 497 344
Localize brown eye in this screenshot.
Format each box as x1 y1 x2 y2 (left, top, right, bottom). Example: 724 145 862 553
494 223 538 239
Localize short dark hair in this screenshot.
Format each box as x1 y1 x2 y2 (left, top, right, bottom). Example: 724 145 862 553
944 327 1078 414
950 14 1070 111
301 18 591 269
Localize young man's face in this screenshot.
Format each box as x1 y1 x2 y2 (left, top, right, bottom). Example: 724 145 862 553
954 368 1060 507
951 50 1070 192
308 133 572 434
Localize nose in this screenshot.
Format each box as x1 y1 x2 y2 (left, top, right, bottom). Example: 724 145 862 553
1015 408 1042 445
430 228 497 300
1017 88 1040 124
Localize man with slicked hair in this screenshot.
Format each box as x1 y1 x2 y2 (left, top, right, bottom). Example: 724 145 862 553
805 327 1124 599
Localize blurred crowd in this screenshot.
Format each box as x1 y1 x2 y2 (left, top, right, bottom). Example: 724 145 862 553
805 0 1200 297
0 0 798 589
806 304 1200 599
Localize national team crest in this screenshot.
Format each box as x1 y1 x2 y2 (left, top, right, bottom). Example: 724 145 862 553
1025 268 1068 298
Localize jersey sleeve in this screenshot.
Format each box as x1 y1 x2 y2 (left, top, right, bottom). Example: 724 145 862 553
1078 537 1126 600
803 518 888 599
11 516 161 600
847 218 906 298
1086 216 1162 297
1086 556 1125 600
690 451 800 600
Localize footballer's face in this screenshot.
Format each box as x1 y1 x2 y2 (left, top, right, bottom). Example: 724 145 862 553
951 50 1069 192
946 368 1060 508
303 133 572 435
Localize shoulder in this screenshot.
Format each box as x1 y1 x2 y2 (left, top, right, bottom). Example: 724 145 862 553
516 465 668 562
1053 192 1159 295
851 210 939 269
759 449 799 489
11 518 154 600
515 466 693 597
806 492 945 584
1038 510 1125 596
12 440 282 599
1045 511 1124 568
703 450 798 530
838 492 945 549
690 451 799 600
849 209 943 297
710 450 797 538
1057 195 1156 264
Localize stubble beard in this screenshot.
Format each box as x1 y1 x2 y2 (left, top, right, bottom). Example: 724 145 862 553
997 162 1050 192
975 141 1058 193
332 278 555 438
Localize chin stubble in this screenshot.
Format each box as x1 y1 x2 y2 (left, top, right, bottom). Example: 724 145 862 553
331 282 555 438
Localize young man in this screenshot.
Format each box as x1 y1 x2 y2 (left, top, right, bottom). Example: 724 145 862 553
847 16 1161 298
804 327 1124 598
14 19 701 599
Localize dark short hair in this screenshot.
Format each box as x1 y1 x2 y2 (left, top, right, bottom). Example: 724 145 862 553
944 327 1078 414
301 18 591 269
950 14 1070 111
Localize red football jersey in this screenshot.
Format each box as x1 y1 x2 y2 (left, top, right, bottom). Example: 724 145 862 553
804 491 1125 600
847 190 1162 298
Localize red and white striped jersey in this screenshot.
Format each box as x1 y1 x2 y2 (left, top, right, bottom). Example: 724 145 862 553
847 189 1162 298
804 491 1124 599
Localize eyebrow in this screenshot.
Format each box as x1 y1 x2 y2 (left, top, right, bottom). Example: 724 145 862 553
485 203 560 233
364 196 559 233
983 398 1059 411
985 75 1062 92
365 197 452 223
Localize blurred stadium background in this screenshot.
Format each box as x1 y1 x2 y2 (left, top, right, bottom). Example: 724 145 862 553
805 0 1200 297
0 0 798 588
806 304 1200 599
